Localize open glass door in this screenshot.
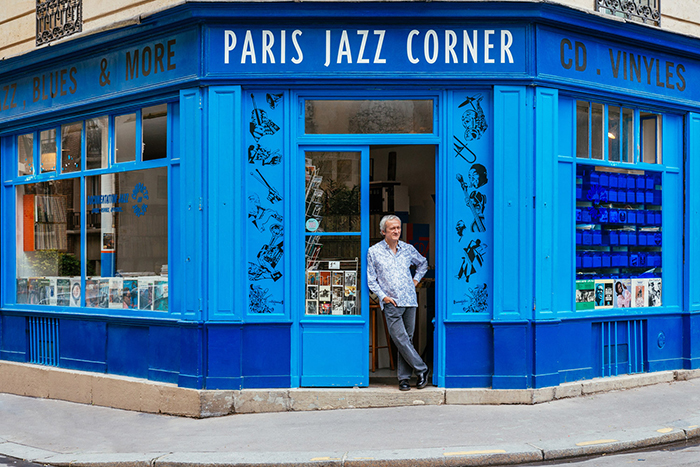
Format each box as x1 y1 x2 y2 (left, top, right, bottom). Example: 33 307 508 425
299 147 369 387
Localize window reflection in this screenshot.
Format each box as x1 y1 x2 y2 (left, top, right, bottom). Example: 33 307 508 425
305 100 433 134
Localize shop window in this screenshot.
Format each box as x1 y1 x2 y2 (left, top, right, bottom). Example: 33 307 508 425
16 179 81 305
305 236 360 315
305 99 433 134
40 129 57 173
576 101 589 159
85 168 168 311
61 122 82 173
11 101 173 312
86 116 108 170
115 113 136 163
575 166 662 310
591 103 604 160
142 104 168 161
305 151 360 233
18 133 34 176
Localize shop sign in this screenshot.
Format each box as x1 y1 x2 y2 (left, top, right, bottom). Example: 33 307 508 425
208 25 527 76
0 29 198 123
537 26 699 102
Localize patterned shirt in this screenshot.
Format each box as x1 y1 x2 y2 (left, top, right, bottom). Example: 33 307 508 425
367 239 428 309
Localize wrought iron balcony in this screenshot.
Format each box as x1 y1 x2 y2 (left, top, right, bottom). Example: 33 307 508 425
596 0 661 26
36 0 83 46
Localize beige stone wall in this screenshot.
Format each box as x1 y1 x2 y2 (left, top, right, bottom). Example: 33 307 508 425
1 1 700 60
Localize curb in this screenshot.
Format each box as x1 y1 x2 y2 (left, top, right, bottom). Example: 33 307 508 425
2 361 700 418
2 420 700 467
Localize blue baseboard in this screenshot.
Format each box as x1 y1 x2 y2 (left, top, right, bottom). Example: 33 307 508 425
206 376 243 390
444 375 492 388
492 374 528 389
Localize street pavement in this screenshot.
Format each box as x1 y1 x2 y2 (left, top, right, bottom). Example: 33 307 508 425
2 377 700 466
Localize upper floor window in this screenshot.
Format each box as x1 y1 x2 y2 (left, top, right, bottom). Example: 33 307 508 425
596 0 660 27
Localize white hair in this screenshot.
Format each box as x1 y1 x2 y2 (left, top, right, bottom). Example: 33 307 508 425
379 214 401 234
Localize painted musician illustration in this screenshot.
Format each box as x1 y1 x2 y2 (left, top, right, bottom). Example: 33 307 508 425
248 222 284 282
456 163 488 233
457 239 487 283
249 94 280 142
453 94 488 163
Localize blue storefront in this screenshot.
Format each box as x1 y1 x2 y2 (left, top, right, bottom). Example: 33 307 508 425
1 2 700 390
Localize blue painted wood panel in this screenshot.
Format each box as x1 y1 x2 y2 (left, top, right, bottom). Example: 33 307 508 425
206 324 242 389
59 319 107 372
180 88 204 321
534 88 558 319
493 86 532 321
242 324 291 388
445 90 493 320
687 113 700 312
300 323 364 386
0 315 26 362
106 324 149 379
207 86 243 322
443 323 493 387
245 90 286 318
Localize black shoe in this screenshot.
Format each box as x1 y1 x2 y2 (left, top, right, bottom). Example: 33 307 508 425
416 370 429 389
399 380 411 391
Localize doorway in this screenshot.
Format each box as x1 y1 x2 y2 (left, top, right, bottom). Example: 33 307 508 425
368 144 436 384
298 144 436 387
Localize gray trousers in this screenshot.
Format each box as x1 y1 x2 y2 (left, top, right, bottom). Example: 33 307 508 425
383 304 428 381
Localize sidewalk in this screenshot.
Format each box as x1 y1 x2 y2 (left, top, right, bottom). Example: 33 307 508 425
2 375 700 466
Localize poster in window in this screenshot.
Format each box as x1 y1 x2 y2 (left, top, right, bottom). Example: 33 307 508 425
613 279 632 308
99 279 109 308
57 278 70 306
594 279 614 310
332 299 343 315
307 271 319 285
85 279 99 307
632 278 648 308
332 271 344 286
319 303 332 315
153 280 168 311
344 271 356 287
344 301 356 315
320 271 331 286
575 280 594 311
122 279 138 310
306 299 318 315
70 278 81 307
306 285 318 300
109 278 123 309
319 285 331 302
139 278 154 311
648 278 662 307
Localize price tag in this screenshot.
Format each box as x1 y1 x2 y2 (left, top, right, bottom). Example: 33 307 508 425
329 261 340 269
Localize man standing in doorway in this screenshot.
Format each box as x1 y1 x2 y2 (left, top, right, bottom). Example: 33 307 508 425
367 214 429 391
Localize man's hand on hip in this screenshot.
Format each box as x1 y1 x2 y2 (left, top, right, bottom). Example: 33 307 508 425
383 296 397 306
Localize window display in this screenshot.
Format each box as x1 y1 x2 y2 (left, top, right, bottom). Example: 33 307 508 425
575 166 662 310
15 179 81 305
304 150 362 316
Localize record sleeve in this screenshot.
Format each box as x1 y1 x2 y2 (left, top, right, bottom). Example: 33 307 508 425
613 278 632 308
319 285 331 302
320 271 331 286
85 279 99 308
575 280 595 311
153 280 169 311
344 300 357 315
99 279 110 308
69 278 81 307
332 299 343 315
57 278 70 306
138 278 154 311
594 279 614 310
332 272 344 286
122 279 138 309
345 271 357 287
306 285 318 300
109 278 123 309
647 278 662 307
632 278 648 308
306 271 319 285
306 299 318 315
319 303 332 315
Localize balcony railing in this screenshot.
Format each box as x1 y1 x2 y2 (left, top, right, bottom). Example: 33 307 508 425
36 0 83 46
596 0 661 26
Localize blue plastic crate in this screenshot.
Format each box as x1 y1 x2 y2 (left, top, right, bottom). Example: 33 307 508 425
583 254 593 268
599 208 608 223
638 232 647 246
627 210 636 224
653 232 662 246
655 211 662 225
636 175 645 189
600 172 609 187
576 208 582 222
653 191 662 205
593 230 602 245
646 211 655 224
627 175 637 189
645 176 655 190
645 191 654 204
619 231 629 245
626 190 636 203
576 230 582 244
576 185 583 200
601 252 611 268
583 230 592 245
592 253 602 268
628 232 637 245
590 172 600 185
609 209 619 223
581 209 592 223
610 173 619 188
635 191 645 203
608 230 619 245
609 189 618 203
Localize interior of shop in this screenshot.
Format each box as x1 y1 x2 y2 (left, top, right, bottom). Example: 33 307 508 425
368 144 436 383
